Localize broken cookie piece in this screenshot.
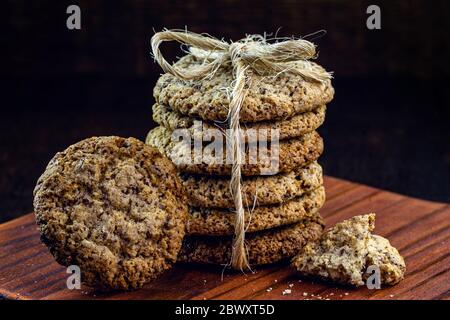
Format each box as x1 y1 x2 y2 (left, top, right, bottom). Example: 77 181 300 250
365 234 406 286
292 214 405 287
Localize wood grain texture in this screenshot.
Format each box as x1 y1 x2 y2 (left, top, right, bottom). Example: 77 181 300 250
0 176 449 300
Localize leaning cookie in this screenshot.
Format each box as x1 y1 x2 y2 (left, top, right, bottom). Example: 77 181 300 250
154 54 334 123
153 104 326 142
178 215 324 266
146 126 323 176
187 186 325 236
33 136 188 290
182 161 323 208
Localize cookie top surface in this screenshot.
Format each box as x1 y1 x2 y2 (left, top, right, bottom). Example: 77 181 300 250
153 104 326 142
154 54 334 123
33 136 188 290
292 214 406 286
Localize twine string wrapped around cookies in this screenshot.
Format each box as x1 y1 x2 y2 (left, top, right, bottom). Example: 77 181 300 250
151 29 331 270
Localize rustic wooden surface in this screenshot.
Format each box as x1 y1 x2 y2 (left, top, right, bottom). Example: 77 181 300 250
0 176 449 300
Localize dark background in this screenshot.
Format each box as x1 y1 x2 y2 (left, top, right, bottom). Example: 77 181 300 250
1 0 449 223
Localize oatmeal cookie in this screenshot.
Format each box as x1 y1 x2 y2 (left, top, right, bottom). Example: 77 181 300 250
178 215 324 266
146 126 323 176
33 136 188 290
154 54 334 123
182 161 322 208
187 186 325 235
152 103 326 142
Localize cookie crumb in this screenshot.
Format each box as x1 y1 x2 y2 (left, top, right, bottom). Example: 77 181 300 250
282 289 292 295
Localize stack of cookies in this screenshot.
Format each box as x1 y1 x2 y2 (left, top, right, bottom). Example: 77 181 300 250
146 53 334 267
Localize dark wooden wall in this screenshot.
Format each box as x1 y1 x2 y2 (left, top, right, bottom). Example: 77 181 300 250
1 0 449 222
5 0 450 79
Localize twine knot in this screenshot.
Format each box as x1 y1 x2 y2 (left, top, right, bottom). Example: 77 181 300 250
151 29 331 271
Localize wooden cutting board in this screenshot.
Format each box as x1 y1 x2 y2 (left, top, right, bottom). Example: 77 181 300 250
0 176 449 300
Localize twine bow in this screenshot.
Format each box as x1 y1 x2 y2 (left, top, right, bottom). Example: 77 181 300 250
151 29 331 271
